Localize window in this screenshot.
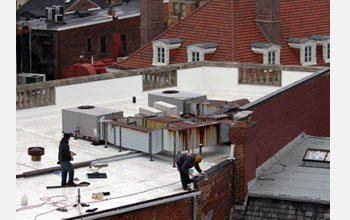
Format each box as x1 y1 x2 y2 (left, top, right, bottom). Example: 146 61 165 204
100 37 106 54
157 47 165 63
192 51 200 62
301 43 316 65
87 38 92 53
121 34 127 52
173 3 179 15
327 43 330 59
180 3 186 17
304 46 312 63
268 51 276 64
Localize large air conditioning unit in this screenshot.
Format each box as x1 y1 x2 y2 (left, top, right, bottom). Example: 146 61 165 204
17 73 46 85
62 105 123 142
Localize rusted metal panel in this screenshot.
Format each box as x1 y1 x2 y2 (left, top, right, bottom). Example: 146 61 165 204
144 116 181 129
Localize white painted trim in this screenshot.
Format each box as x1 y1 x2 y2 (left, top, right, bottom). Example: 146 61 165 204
56 18 112 31
117 12 140 20
321 40 330 63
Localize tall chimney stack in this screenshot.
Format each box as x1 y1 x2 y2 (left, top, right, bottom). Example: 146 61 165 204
255 0 280 44
140 0 165 47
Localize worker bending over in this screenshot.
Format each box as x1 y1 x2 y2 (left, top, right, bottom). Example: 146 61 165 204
176 152 205 191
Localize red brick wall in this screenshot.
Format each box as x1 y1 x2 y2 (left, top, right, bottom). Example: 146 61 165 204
100 199 193 220
196 160 234 219
57 21 114 77
229 122 258 205
251 72 330 166
228 72 329 204
114 16 141 56
98 160 234 220
54 15 140 78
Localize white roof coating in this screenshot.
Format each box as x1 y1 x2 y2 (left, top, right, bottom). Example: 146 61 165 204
249 135 330 203
16 66 316 219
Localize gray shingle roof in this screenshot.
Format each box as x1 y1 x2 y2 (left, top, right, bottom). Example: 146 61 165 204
309 34 330 41
17 0 109 20
286 37 311 44
249 42 279 48
240 197 330 220
158 38 184 45
189 42 219 49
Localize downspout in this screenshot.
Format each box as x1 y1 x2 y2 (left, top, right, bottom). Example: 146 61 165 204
29 31 32 72
193 195 197 220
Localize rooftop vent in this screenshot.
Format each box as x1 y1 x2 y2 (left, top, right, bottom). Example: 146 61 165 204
162 90 179 94
78 105 95 109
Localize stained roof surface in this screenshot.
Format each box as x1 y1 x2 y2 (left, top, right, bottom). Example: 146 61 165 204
249 135 330 204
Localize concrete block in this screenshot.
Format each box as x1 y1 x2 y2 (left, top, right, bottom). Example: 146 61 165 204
153 101 178 116
139 106 163 116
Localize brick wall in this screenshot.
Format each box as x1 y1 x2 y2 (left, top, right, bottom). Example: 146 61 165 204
57 21 114 77
97 159 234 220
251 72 330 166
100 198 193 220
196 159 234 219
114 16 141 56
229 121 258 205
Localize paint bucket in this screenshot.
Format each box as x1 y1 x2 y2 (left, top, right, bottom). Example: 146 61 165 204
21 194 28 206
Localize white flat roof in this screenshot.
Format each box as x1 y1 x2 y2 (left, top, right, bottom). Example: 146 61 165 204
16 66 316 219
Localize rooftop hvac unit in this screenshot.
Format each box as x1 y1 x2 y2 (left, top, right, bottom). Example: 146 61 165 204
17 73 46 85
55 14 64 22
148 90 207 114
62 106 123 142
46 7 56 21
53 5 65 16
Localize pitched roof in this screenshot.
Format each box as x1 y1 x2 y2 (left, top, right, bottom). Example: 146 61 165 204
118 0 330 69
17 0 108 20
118 0 234 69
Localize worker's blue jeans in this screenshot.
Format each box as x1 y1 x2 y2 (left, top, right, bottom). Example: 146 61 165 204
60 161 74 186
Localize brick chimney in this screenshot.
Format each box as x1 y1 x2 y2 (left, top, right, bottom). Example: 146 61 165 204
229 114 258 206
255 0 280 44
140 0 165 46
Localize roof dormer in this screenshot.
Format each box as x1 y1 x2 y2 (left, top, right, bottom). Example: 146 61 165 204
286 37 317 66
152 38 183 66
309 35 330 63
250 42 281 64
187 42 219 62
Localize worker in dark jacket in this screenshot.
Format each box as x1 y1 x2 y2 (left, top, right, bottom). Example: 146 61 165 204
58 133 76 186
176 152 204 190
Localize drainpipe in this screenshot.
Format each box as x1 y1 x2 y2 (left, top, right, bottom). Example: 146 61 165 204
193 195 197 220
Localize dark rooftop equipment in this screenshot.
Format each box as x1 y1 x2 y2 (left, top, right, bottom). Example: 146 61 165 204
74 9 91 17
28 147 45 161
